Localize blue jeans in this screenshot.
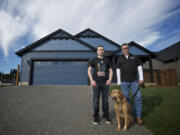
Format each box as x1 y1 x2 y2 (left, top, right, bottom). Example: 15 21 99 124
93 82 109 118
121 81 142 118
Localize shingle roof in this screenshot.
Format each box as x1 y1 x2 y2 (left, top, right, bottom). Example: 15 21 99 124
128 41 156 56
113 41 156 57
16 29 96 56
75 28 121 49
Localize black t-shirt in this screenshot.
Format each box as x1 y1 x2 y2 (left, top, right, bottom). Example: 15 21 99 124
88 57 112 82
117 54 142 82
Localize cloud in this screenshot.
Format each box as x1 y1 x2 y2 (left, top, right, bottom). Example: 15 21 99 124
148 29 180 51
101 0 179 44
0 0 179 57
0 9 28 57
139 32 161 47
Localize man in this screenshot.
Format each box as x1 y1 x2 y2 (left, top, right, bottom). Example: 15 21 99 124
88 45 113 125
116 43 143 125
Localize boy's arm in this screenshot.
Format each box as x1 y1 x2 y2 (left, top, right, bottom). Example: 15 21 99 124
106 68 113 85
88 66 96 87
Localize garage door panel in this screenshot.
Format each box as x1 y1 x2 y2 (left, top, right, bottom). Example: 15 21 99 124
32 61 88 85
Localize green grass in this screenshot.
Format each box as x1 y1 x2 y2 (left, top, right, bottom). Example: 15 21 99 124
110 86 180 135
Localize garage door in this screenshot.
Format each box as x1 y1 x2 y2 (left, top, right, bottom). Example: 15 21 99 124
32 61 89 85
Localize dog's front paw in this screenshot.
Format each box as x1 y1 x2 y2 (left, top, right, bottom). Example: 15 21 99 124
122 126 127 131
116 127 121 131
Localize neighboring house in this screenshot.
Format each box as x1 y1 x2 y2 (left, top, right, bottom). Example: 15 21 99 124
16 28 155 85
143 41 180 86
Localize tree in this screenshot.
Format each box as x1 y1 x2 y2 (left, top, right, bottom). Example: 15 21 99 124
10 69 17 79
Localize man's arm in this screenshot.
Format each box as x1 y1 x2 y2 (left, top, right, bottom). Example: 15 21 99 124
88 66 96 87
116 57 122 86
116 68 121 85
106 68 113 86
138 65 144 85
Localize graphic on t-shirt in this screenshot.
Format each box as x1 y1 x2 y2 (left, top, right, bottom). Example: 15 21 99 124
97 61 106 77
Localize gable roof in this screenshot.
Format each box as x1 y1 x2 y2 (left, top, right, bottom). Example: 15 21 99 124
113 41 156 56
16 29 96 56
156 41 180 63
128 41 156 56
75 28 121 49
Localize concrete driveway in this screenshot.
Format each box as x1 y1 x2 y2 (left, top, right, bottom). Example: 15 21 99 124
0 86 152 135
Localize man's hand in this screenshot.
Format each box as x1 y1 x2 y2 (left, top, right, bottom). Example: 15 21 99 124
139 80 145 88
91 80 97 87
106 80 111 86
139 80 144 85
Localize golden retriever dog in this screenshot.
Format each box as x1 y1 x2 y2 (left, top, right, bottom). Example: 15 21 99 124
111 89 134 131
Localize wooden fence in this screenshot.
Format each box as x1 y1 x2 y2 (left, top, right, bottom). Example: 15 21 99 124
144 69 177 86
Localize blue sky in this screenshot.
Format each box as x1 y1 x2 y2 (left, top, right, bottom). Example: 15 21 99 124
0 0 180 73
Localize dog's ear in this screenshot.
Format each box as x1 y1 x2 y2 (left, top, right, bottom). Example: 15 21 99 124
119 91 126 100
118 90 122 96
118 91 125 101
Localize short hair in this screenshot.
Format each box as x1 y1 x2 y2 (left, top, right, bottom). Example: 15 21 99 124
97 45 104 50
121 43 129 47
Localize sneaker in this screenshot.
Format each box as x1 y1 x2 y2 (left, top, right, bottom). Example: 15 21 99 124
105 117 112 124
93 117 100 125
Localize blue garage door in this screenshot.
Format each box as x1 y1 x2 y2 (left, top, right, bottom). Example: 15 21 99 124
32 61 88 85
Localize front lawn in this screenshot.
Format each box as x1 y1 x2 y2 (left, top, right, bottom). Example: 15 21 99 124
110 86 180 135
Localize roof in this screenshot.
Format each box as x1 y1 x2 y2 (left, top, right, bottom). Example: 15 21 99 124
156 41 180 63
16 29 96 56
113 41 156 57
75 28 121 49
15 28 157 59
128 41 155 56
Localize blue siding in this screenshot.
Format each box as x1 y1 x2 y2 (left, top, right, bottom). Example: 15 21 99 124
20 52 97 83
79 37 119 51
32 39 92 50
33 61 88 85
52 32 70 38
80 31 98 36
